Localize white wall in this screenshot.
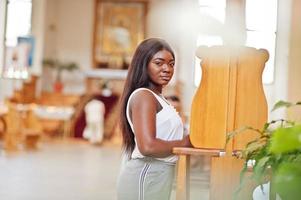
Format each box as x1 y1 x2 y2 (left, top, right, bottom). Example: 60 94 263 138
43 0 57 59
42 0 94 94
44 0 94 68
287 0 301 121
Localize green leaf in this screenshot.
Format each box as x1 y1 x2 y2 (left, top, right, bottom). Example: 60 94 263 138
253 157 270 181
226 126 251 147
269 125 301 154
262 122 271 132
245 140 266 154
274 163 301 200
271 100 293 111
256 157 270 169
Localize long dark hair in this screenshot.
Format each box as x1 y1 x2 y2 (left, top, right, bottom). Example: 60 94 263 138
119 38 175 156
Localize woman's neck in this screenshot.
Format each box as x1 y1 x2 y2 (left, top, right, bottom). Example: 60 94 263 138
148 84 162 95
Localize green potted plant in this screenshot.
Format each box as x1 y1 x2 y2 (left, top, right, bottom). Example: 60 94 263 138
227 100 301 200
43 58 79 93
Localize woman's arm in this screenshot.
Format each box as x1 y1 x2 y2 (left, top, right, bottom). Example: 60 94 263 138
130 90 191 158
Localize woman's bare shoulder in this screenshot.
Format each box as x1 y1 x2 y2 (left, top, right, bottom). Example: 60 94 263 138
130 89 157 106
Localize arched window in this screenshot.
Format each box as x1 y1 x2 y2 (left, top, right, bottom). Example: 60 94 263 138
194 0 226 86
245 0 277 84
6 0 32 47
1 0 32 79
194 0 278 86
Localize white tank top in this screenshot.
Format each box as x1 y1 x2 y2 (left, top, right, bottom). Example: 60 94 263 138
126 88 184 163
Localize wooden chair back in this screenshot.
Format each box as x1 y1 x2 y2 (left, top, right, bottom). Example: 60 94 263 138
190 46 269 151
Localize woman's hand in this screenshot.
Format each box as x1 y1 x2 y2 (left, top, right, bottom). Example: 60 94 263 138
181 135 192 147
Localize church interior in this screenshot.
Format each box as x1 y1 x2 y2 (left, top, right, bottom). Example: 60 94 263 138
0 0 300 199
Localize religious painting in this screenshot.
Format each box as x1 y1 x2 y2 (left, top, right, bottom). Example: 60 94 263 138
93 0 146 69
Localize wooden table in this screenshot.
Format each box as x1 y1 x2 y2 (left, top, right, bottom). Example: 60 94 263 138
33 105 75 137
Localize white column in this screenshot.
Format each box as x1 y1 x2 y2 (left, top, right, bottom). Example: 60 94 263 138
0 0 10 101
287 0 301 121
265 0 292 120
31 0 47 76
0 0 7 75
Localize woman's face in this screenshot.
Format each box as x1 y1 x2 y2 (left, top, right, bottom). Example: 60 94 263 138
147 49 175 86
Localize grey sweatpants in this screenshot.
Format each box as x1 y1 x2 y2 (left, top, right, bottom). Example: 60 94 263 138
117 157 175 200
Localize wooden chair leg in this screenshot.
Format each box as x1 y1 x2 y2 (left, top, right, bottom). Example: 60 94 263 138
210 156 245 200
176 154 190 200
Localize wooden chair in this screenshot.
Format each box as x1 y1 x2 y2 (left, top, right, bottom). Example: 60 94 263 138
4 102 42 151
173 46 269 200
0 105 8 140
3 102 23 151
22 108 43 149
2 76 44 150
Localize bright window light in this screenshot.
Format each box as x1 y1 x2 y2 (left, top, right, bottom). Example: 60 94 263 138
246 0 277 84
246 0 277 32
195 0 225 87
199 0 226 24
2 0 32 79
195 0 277 86
198 0 226 8
199 7 225 24
5 0 32 47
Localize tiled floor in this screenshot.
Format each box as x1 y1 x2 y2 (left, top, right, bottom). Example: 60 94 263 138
0 139 209 200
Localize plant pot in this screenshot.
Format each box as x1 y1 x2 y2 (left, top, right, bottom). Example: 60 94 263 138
53 81 63 93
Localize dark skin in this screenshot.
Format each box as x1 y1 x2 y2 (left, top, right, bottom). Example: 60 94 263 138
129 50 191 158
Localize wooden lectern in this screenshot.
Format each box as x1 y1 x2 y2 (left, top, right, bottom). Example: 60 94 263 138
173 46 269 200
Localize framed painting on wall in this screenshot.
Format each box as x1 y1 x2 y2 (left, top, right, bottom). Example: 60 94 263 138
93 0 147 69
